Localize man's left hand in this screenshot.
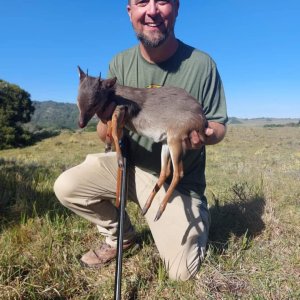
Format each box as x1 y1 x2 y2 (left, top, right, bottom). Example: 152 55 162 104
185 121 226 149
188 127 214 149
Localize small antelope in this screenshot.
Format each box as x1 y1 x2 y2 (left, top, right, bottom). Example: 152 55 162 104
77 66 208 221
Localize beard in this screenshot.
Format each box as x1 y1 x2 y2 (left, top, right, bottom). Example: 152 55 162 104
135 28 170 48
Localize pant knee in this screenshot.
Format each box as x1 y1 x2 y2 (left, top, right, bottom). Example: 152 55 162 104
167 253 202 281
166 234 207 281
53 171 75 207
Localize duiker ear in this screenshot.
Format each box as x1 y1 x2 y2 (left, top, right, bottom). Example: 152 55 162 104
77 66 86 81
103 77 117 89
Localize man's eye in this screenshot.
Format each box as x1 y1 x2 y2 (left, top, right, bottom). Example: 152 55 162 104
135 0 172 7
157 0 171 4
135 0 149 7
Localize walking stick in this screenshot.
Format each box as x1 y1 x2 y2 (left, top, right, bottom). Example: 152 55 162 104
114 137 128 300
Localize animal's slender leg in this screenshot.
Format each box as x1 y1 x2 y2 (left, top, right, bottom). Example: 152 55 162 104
154 140 184 221
141 143 171 215
111 106 126 168
111 105 127 208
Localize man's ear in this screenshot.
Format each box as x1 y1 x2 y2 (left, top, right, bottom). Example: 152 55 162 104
77 66 86 81
174 0 179 18
103 77 117 89
127 4 132 22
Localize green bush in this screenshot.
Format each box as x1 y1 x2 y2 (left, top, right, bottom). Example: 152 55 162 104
0 80 35 149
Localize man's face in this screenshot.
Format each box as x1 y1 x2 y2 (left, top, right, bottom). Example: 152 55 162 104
127 0 179 48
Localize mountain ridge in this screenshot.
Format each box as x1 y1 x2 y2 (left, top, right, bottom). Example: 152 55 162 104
29 100 299 130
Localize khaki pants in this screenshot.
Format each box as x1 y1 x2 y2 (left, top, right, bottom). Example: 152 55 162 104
54 152 210 281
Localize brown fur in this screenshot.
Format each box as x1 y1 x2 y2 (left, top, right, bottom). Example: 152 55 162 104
77 66 207 221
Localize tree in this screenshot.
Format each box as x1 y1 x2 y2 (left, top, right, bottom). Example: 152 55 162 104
0 79 35 149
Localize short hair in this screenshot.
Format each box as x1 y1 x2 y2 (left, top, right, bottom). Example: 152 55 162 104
128 0 177 5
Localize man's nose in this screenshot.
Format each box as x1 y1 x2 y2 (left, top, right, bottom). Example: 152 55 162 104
146 0 159 17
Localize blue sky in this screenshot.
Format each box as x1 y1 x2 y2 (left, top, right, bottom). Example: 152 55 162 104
1 0 299 118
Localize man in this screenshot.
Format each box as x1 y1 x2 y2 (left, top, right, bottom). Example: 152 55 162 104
54 0 227 281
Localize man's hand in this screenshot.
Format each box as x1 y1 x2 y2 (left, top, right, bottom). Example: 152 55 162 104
188 127 214 148
186 121 226 149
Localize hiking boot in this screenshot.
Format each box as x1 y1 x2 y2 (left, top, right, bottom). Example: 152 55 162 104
80 241 140 268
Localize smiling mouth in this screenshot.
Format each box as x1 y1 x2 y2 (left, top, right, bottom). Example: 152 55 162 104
145 22 163 28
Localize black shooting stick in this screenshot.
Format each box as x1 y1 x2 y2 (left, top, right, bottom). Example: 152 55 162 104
114 137 128 300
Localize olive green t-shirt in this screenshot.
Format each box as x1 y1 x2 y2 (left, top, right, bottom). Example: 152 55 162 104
108 40 228 200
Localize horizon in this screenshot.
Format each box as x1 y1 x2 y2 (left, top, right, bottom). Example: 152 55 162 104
1 0 299 118
31 99 300 121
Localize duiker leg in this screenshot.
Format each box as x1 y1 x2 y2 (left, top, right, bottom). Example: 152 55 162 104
111 105 127 208
96 119 122 208
141 143 171 216
111 105 127 168
154 139 184 221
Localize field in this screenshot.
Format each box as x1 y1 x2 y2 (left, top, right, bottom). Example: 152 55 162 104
0 125 299 299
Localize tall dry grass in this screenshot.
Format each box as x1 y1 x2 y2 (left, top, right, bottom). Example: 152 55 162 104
0 126 299 299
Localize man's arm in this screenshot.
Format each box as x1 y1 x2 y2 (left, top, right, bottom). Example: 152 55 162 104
99 119 226 148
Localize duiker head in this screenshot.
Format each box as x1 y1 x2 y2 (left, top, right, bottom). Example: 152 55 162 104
77 66 117 128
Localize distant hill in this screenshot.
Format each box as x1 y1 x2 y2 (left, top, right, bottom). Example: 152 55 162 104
28 100 298 130
228 117 243 124
228 117 299 126
29 100 97 130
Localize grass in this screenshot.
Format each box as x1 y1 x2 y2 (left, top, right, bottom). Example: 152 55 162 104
0 126 299 299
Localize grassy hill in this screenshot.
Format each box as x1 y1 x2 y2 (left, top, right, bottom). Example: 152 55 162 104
28 100 299 131
29 100 98 130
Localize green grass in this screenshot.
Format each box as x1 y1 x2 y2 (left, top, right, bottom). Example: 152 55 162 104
0 126 299 299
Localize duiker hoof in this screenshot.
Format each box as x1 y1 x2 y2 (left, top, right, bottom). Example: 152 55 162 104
105 145 112 153
118 159 124 169
154 209 163 222
117 153 124 168
141 205 149 216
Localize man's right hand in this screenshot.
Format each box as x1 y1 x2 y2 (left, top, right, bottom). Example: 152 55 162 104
97 121 108 143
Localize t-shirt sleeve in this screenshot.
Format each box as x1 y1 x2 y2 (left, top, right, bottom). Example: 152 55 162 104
107 54 127 85
201 63 228 125
107 57 118 79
